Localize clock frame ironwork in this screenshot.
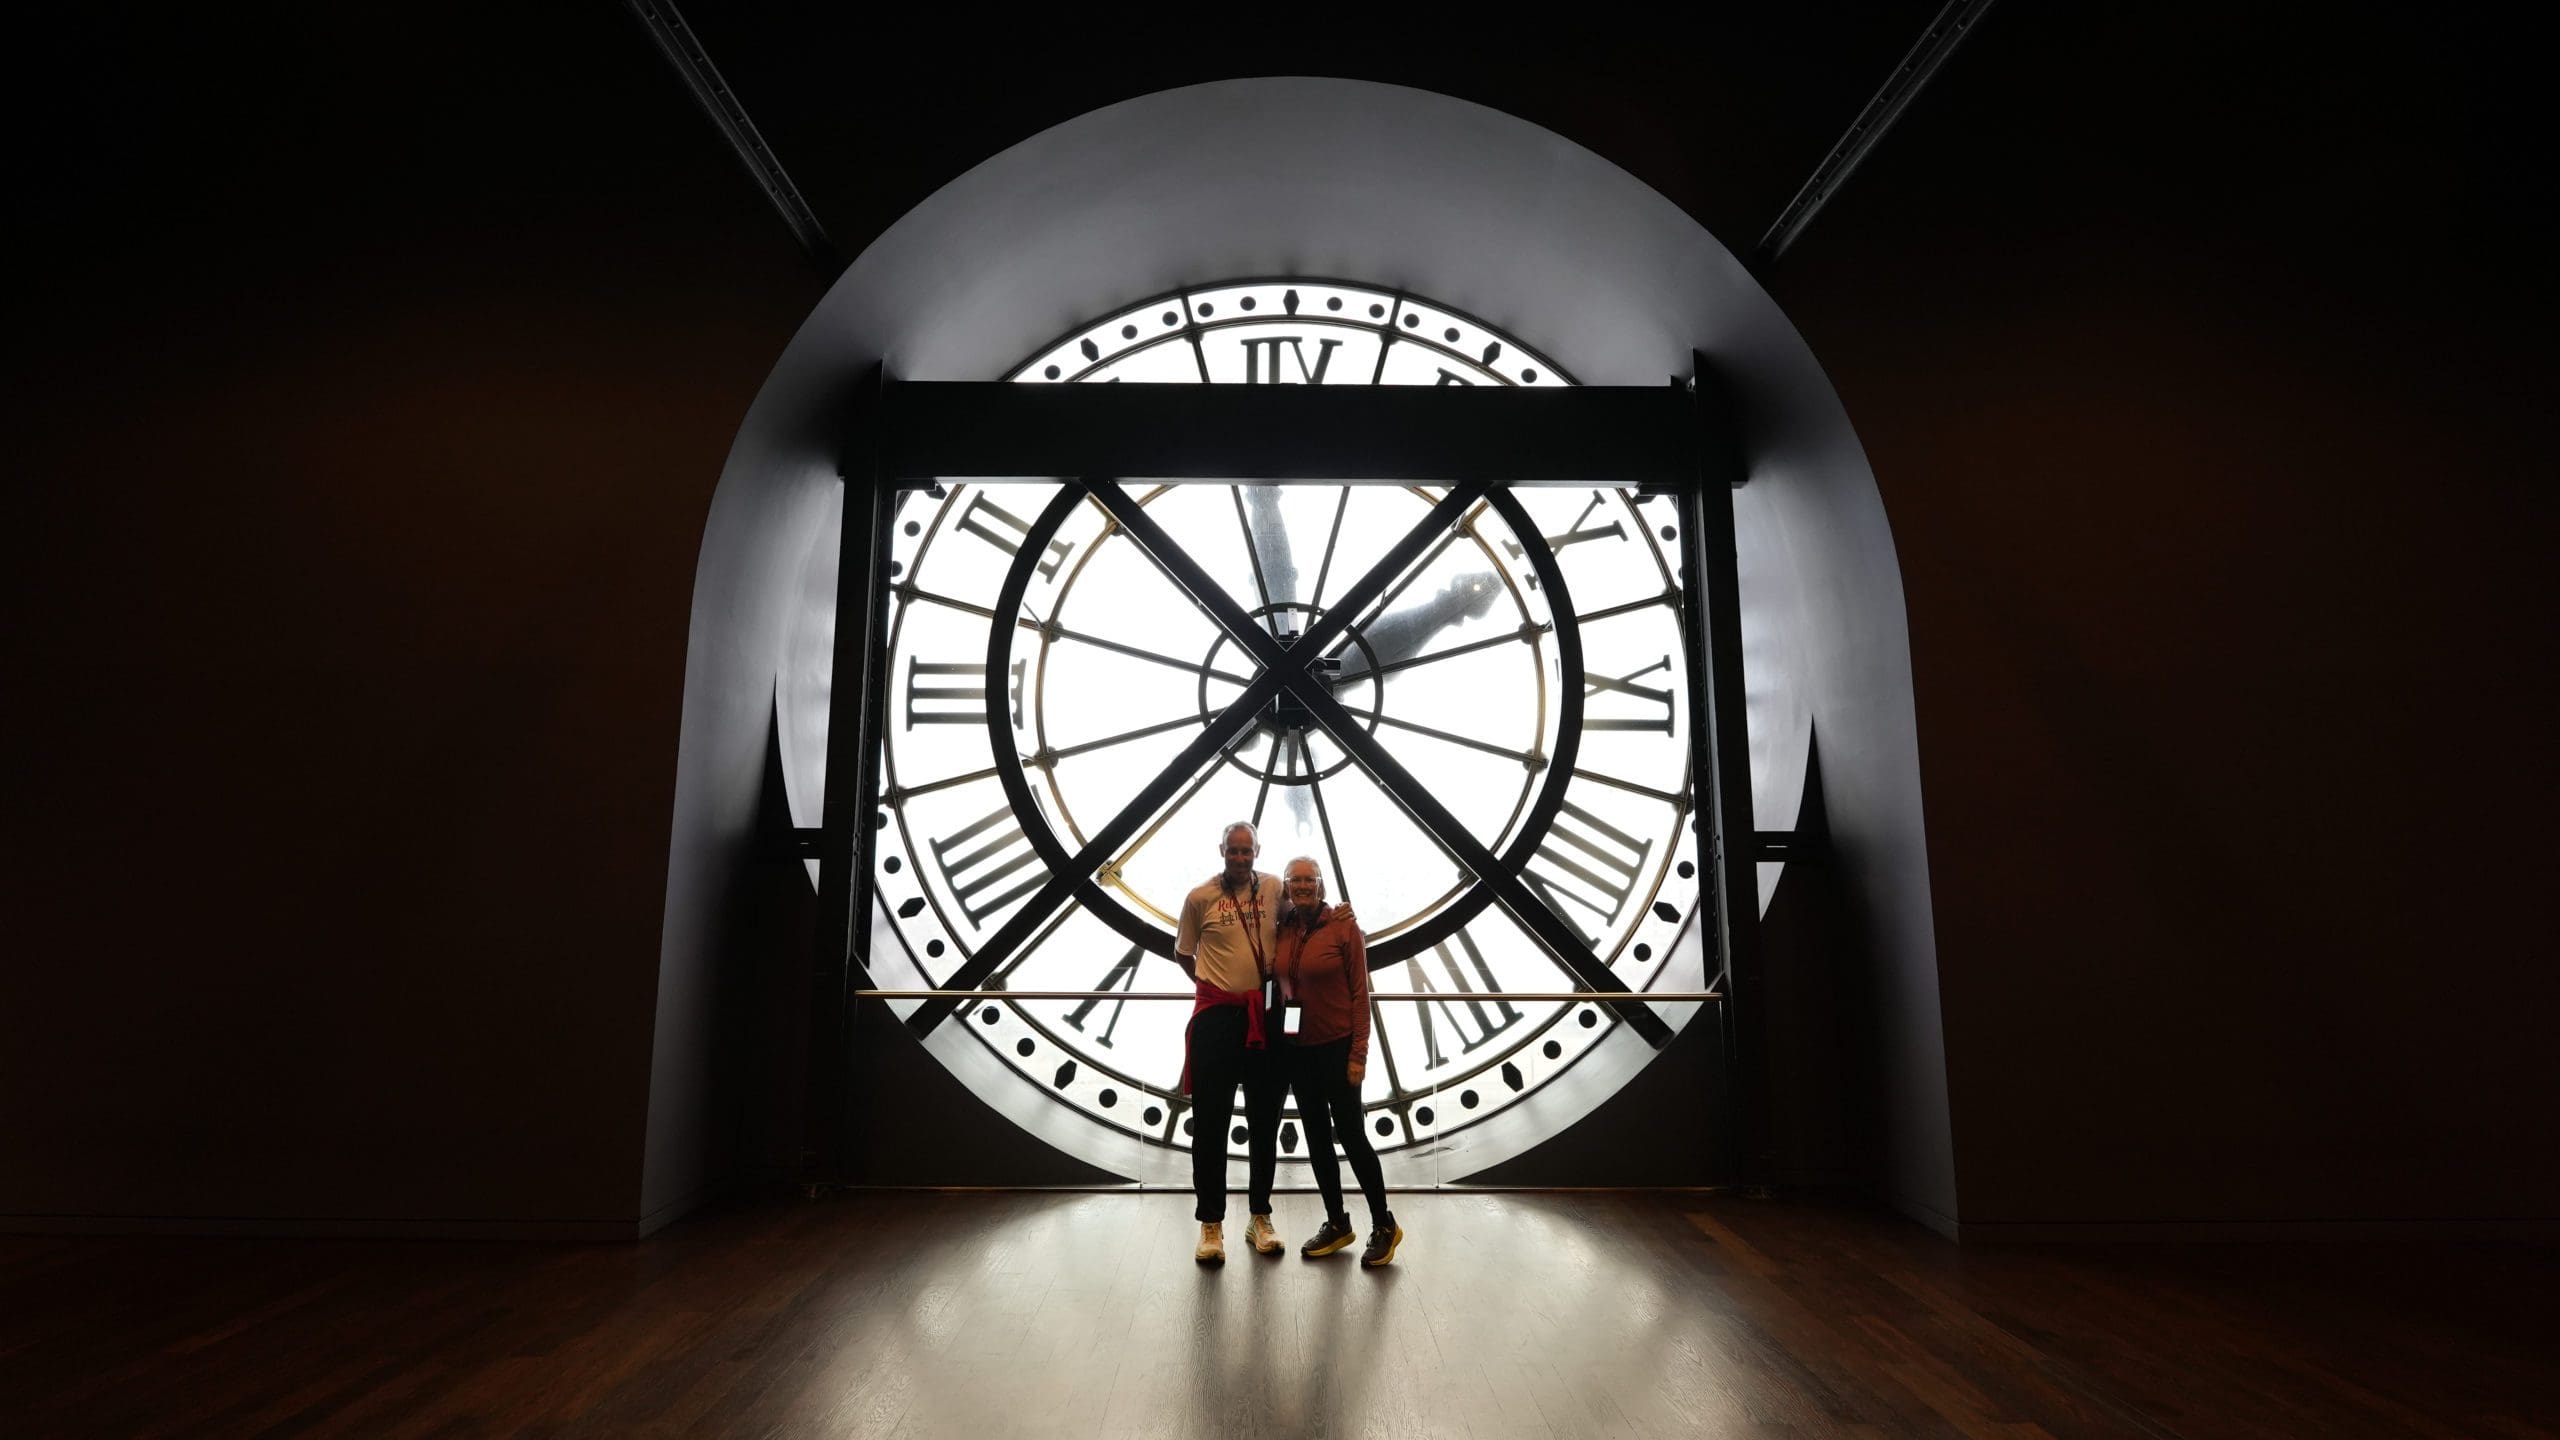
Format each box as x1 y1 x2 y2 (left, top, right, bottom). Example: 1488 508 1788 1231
809 280 1765 1179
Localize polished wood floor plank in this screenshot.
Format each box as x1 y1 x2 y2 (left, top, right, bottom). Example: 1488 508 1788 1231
6 1192 2555 1438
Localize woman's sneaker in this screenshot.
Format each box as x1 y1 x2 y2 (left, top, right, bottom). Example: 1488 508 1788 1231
1195 1222 1225 1265
1300 1217 1357 1258
1361 1219 1403 1268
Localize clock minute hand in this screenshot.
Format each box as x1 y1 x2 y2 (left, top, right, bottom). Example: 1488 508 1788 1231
1330 569 1504 688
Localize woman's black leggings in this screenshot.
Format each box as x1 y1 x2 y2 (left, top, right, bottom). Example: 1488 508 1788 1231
1287 1036 1392 1230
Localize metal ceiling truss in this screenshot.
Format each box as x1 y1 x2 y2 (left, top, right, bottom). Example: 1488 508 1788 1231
1756 0 2002 268
624 0 838 268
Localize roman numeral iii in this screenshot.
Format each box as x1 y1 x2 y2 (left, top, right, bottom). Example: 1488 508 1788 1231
904 658 1026 729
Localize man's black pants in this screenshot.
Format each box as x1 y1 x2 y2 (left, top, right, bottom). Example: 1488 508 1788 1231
1185 1005 1282 1223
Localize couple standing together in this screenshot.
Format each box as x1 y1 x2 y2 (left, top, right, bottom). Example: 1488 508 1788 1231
1175 822 1402 1268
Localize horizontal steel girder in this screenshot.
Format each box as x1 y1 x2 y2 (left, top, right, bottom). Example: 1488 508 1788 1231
872 379 1733 486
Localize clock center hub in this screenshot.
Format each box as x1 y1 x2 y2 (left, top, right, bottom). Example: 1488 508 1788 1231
1196 602 1385 787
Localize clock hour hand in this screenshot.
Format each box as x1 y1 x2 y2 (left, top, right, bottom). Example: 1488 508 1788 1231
1241 483 1297 607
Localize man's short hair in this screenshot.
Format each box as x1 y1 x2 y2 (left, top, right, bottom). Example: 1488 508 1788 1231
1221 820 1259 848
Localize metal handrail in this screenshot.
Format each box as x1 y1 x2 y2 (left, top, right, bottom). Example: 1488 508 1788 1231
856 990 1721 1002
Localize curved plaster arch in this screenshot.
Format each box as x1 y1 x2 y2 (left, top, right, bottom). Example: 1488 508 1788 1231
645 79 1955 1216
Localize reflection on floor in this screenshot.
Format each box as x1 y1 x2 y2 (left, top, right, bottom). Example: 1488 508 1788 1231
6 1190 2555 1437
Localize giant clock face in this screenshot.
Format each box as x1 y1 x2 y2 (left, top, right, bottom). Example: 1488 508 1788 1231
857 279 1711 1181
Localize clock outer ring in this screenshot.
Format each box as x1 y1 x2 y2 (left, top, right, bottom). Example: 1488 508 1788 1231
975 482 1588 970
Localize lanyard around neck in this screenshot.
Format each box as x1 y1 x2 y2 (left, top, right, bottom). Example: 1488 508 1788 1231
1221 875 1267 977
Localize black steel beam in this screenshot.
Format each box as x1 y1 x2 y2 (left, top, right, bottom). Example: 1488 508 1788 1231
1685 356 1771 1183
879 381 1701 484
806 367 894 1180
1755 0 2001 268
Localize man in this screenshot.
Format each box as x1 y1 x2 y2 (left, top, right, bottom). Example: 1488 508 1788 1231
1172 821 1286 1264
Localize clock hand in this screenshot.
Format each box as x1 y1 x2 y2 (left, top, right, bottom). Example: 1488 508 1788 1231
1242 483 1297 607
1308 487 1349 611
1231 484 1279 623
1332 570 1504 684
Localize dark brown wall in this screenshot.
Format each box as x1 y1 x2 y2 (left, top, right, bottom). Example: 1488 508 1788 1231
1776 10 2559 1227
3 10 817 1229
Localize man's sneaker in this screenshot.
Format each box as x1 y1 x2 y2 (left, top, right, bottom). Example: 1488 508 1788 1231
1361 1219 1404 1268
1300 1217 1357 1258
1245 1213 1283 1256
1195 1221 1225 1266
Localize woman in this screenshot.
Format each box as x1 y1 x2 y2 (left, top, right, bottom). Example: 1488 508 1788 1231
1275 856 1401 1266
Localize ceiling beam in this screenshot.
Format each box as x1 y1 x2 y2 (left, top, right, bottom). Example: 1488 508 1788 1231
624 0 838 270
1755 0 2001 269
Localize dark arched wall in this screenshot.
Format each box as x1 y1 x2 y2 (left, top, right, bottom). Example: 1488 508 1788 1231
646 77 1957 1226
6 8 2551 1238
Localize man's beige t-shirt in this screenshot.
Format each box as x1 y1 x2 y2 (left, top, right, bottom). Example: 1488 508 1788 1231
1175 872 1282 995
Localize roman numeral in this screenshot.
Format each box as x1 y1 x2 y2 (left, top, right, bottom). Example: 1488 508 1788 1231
1501 490 1627 561
1241 335 1341 384
1520 799 1653 950
1585 656 1674 733
955 493 1073 581
1064 944 1144 1049
1409 930 1523 1068
929 805 1048 930
904 657 1025 729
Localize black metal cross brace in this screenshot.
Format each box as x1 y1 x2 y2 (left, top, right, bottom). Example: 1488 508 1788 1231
905 477 1674 1047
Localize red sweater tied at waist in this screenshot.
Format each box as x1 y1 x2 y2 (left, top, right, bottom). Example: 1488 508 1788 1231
1178 979 1266 1096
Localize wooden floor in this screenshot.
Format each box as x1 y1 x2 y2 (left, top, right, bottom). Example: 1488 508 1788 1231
4 1192 2554 1438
